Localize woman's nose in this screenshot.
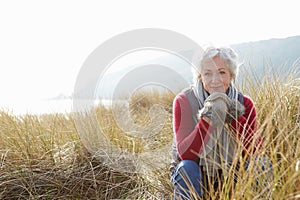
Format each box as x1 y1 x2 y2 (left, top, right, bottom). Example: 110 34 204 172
211 73 221 82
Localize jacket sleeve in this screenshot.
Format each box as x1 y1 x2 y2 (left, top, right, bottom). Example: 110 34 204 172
230 95 263 156
173 93 212 160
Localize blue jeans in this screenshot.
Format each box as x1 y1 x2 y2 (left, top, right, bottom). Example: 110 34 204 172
244 157 274 198
170 160 204 199
171 158 273 199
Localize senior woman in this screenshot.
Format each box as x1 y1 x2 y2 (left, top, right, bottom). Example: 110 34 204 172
170 47 273 199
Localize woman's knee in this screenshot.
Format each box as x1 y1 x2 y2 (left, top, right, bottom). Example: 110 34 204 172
247 157 273 172
259 157 273 171
178 160 200 172
172 160 201 180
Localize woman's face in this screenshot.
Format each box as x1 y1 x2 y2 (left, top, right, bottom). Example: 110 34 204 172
200 56 233 94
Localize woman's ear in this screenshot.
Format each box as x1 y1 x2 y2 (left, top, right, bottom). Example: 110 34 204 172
198 74 202 81
230 72 235 81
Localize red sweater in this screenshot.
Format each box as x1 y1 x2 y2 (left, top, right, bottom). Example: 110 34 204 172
173 93 263 161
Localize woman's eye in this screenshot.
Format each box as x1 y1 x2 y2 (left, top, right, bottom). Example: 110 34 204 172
219 71 226 75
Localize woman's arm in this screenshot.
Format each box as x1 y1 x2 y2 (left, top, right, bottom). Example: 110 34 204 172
173 93 212 160
230 95 263 156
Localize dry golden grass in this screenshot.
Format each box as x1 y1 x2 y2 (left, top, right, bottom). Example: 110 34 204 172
0 68 299 199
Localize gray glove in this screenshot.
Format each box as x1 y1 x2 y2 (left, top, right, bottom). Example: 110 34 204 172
226 99 245 123
199 92 229 128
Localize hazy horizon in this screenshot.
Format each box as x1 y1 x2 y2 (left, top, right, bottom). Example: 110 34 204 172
1 0 300 115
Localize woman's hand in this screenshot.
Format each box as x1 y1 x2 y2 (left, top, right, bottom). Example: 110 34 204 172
199 92 229 127
226 99 245 123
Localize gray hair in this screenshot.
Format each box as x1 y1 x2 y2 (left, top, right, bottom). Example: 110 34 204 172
192 46 240 83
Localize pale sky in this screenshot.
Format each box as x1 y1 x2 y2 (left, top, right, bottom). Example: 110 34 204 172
0 0 299 114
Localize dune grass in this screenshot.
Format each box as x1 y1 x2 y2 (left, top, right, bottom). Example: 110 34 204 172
0 68 299 199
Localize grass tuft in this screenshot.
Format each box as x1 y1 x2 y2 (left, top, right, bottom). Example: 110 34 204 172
0 67 299 199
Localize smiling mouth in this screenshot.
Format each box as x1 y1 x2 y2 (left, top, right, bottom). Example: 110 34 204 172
209 86 225 92
210 86 223 89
